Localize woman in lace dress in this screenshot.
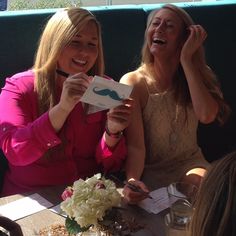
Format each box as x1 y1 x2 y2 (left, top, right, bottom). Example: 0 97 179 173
120 4 230 203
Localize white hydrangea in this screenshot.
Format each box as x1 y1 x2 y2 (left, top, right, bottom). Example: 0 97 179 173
61 174 121 228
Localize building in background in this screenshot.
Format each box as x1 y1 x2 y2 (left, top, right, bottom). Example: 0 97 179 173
5 0 219 10
81 0 186 6
0 0 7 10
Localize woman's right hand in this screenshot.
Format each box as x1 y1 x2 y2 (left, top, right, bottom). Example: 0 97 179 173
122 179 150 204
59 72 92 113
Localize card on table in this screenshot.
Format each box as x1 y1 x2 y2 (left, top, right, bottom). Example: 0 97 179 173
0 193 53 221
49 204 66 217
138 187 176 214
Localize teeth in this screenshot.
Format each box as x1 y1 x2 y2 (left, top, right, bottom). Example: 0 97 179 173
74 59 86 65
153 37 166 44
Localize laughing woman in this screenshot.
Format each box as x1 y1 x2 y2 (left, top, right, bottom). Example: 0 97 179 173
120 4 230 203
0 8 133 196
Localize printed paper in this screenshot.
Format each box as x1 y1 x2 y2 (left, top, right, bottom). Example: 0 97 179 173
138 187 176 214
80 76 133 110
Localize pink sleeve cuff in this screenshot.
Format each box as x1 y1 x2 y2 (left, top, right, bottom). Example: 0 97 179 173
96 133 127 172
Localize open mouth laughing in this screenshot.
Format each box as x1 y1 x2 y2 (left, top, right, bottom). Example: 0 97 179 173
153 37 167 45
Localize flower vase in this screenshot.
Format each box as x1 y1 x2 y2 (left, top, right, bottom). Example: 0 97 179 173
76 227 108 236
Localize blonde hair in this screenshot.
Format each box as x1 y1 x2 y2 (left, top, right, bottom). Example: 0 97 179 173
190 151 236 236
140 4 230 124
33 7 104 114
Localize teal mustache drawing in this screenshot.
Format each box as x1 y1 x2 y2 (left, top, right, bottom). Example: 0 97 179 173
92 87 123 101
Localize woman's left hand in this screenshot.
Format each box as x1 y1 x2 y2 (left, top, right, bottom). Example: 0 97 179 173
106 98 134 133
180 24 207 62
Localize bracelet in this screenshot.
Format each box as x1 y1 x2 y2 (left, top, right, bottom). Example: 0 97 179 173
105 124 123 139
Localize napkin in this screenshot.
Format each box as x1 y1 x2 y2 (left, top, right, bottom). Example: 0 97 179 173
0 193 53 221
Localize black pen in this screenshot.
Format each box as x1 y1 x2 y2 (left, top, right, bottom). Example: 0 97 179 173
109 174 153 199
124 181 153 199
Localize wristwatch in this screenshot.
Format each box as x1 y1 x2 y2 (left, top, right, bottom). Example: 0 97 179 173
105 124 123 139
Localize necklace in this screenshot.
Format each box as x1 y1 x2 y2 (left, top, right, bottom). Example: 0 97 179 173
146 74 180 150
161 92 180 151
169 103 179 149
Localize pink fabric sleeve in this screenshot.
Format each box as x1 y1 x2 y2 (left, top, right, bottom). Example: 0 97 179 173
0 78 61 166
0 112 61 166
95 133 127 173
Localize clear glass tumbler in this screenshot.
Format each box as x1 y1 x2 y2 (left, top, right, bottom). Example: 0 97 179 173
164 182 198 235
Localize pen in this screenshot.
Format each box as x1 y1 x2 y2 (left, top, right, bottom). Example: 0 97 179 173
124 181 153 199
108 174 153 199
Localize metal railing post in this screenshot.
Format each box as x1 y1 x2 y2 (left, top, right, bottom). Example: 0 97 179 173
106 0 112 5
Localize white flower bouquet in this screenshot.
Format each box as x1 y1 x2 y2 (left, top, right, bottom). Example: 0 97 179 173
60 173 122 235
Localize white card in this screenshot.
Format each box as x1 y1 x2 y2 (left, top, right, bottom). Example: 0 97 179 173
49 204 66 217
138 187 176 214
0 193 53 220
80 76 133 110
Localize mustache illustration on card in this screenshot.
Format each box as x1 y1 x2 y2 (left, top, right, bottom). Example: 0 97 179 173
92 87 124 101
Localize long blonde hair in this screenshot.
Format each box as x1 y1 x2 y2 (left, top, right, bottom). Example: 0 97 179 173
140 4 230 124
190 151 236 236
33 7 104 114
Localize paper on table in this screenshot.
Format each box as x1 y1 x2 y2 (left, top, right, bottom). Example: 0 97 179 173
49 204 66 217
138 187 176 214
80 75 133 112
0 193 53 221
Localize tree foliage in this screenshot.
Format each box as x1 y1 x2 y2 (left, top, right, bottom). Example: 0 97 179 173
8 0 81 10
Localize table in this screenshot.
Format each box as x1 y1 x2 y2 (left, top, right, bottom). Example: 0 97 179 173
0 186 167 236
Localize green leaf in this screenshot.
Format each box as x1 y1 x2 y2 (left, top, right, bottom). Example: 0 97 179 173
65 217 91 234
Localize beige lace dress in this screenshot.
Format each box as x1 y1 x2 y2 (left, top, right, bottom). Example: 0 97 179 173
141 89 210 191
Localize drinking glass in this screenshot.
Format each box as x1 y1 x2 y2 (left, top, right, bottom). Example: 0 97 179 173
164 182 198 235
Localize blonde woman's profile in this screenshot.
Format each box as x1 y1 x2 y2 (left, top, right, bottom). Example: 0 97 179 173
190 151 236 236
